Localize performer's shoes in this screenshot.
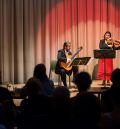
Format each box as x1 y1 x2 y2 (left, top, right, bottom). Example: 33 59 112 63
107 80 110 85
102 80 105 85
101 80 111 85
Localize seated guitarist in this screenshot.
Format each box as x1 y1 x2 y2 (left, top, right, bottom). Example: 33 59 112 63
55 41 78 87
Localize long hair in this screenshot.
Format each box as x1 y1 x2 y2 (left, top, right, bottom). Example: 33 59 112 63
33 64 48 81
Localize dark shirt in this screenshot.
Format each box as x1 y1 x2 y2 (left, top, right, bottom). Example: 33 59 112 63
55 49 72 73
99 39 120 50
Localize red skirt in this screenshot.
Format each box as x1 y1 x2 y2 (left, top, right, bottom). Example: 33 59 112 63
97 59 113 80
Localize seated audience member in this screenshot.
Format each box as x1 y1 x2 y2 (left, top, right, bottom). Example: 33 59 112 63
100 80 120 129
19 77 51 129
73 71 92 92
21 63 55 98
50 86 71 129
71 72 101 129
33 63 55 96
110 84 120 129
101 68 120 112
0 87 17 129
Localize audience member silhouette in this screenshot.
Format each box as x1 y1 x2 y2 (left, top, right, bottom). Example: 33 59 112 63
71 72 101 129
50 86 71 129
101 68 120 112
100 68 120 129
73 71 92 92
19 77 51 129
33 63 55 96
110 84 120 129
0 87 17 129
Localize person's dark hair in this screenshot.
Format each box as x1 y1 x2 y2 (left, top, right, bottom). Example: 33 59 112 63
111 68 120 84
53 86 70 100
111 84 120 106
33 64 48 81
74 71 92 91
63 41 70 49
0 87 13 103
25 77 42 96
104 31 111 39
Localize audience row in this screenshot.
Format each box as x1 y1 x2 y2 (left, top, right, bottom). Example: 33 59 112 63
0 64 120 129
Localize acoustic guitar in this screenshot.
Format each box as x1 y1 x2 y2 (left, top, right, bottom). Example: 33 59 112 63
60 46 83 71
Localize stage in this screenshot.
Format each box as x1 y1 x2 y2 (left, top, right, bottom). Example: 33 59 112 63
0 80 111 106
68 80 111 99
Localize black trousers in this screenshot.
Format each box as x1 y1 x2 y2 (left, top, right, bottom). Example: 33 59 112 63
55 66 78 87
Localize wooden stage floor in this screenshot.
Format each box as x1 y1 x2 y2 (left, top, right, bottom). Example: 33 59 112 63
0 80 111 106
68 80 111 98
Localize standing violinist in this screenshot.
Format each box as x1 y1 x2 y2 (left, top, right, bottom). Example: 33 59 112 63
55 41 79 88
97 31 120 85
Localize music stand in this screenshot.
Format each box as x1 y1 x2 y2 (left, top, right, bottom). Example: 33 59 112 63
94 49 116 88
68 57 91 89
70 57 91 66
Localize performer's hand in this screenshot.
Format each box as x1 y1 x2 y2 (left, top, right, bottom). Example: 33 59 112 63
67 58 71 63
115 44 120 47
108 44 113 48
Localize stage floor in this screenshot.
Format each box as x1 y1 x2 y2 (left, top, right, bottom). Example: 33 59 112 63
68 80 111 98
0 80 111 106
55 80 111 87
1 80 111 89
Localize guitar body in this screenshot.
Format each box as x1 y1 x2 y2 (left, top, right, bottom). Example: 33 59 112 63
60 62 72 71
59 46 83 71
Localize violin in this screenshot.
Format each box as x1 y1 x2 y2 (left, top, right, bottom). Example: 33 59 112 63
106 39 120 45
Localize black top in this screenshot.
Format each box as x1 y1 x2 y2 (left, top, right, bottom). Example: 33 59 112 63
55 49 72 73
99 39 120 50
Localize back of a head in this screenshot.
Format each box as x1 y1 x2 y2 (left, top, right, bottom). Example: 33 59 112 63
53 86 70 100
0 87 13 103
74 71 92 91
25 77 42 96
111 68 120 84
33 63 47 80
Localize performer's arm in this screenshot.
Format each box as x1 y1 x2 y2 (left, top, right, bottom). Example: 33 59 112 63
99 40 112 49
113 43 120 50
57 50 67 62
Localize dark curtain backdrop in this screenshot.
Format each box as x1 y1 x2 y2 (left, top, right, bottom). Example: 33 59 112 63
0 0 120 84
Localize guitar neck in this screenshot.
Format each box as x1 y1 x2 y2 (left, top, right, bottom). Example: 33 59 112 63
71 50 80 61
